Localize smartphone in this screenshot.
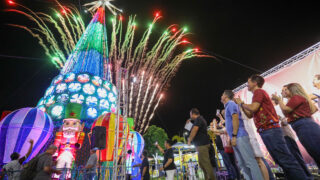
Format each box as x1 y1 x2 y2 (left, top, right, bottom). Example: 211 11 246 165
216 109 220 116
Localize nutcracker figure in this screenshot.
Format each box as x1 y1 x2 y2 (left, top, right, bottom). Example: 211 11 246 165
53 103 85 172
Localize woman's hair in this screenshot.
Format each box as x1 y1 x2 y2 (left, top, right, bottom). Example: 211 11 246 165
286 83 316 112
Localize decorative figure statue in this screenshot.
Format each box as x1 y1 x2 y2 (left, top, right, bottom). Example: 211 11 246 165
53 103 85 179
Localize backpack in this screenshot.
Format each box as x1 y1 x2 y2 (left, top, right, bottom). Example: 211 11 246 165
19 153 45 180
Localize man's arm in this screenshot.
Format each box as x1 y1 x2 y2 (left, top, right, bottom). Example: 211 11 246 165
242 107 253 118
132 163 142 167
25 139 34 159
188 126 199 145
231 114 239 146
241 102 261 114
142 166 147 178
161 158 173 170
234 98 260 118
155 144 165 154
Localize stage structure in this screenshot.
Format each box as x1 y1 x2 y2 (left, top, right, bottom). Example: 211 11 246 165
234 41 320 164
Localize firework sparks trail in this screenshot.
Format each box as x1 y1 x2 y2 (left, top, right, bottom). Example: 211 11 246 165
137 76 153 122
141 93 163 133
133 71 145 123
6 1 85 67
138 83 159 131
128 81 134 117
8 1 213 132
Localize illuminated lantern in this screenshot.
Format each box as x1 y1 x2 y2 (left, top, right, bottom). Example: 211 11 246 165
0 107 54 164
91 113 129 162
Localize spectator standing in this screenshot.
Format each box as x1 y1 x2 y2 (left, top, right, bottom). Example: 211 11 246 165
133 151 150 180
156 140 177 180
84 147 98 180
211 119 239 180
3 139 34 180
34 145 60 180
188 108 216 180
235 74 308 180
272 83 320 171
221 90 264 180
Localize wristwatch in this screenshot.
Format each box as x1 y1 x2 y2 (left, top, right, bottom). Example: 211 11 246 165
232 134 237 137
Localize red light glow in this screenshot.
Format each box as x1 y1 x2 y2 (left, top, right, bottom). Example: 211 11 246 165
8 0 14 5
194 48 199 52
154 11 160 17
171 27 177 33
119 15 123 21
181 39 189 44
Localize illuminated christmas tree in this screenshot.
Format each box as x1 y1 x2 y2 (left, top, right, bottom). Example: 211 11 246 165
37 7 117 128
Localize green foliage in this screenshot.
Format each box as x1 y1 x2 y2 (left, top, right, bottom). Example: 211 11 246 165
143 125 168 156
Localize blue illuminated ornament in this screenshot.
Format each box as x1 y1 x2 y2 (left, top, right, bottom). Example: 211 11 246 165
56 83 67 93
87 107 98 118
54 75 63 84
70 94 85 104
97 87 107 98
68 82 82 92
108 92 116 102
56 94 69 103
86 96 98 106
45 86 55 96
103 81 111 91
51 104 64 118
99 99 110 109
83 83 95 95
92 76 102 86
45 95 55 106
64 73 75 82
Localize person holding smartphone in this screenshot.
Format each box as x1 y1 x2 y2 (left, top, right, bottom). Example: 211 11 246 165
155 140 176 180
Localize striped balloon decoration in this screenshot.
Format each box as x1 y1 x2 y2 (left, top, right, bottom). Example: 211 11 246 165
91 113 129 162
0 107 54 164
131 131 144 158
126 131 144 176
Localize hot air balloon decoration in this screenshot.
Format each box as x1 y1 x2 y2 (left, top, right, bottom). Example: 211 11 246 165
0 107 54 164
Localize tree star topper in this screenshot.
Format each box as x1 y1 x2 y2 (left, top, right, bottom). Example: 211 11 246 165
84 0 123 15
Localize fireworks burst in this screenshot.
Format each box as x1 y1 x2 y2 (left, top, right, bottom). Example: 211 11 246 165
7 1 212 133
6 0 85 68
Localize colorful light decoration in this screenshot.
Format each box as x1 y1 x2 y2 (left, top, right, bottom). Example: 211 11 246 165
91 113 129 162
37 72 117 128
0 108 54 164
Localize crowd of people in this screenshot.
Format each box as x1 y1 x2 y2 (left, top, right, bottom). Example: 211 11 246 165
186 74 320 180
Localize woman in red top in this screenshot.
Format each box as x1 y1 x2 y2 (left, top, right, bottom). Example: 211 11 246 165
272 83 320 167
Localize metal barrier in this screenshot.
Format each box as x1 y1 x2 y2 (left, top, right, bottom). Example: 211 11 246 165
0 163 229 180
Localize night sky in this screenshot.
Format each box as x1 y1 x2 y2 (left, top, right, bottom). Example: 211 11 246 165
1 0 320 137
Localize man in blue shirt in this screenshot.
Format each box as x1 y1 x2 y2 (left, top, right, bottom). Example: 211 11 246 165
221 90 263 180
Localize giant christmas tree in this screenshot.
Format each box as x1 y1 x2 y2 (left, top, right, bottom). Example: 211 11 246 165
37 7 117 128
